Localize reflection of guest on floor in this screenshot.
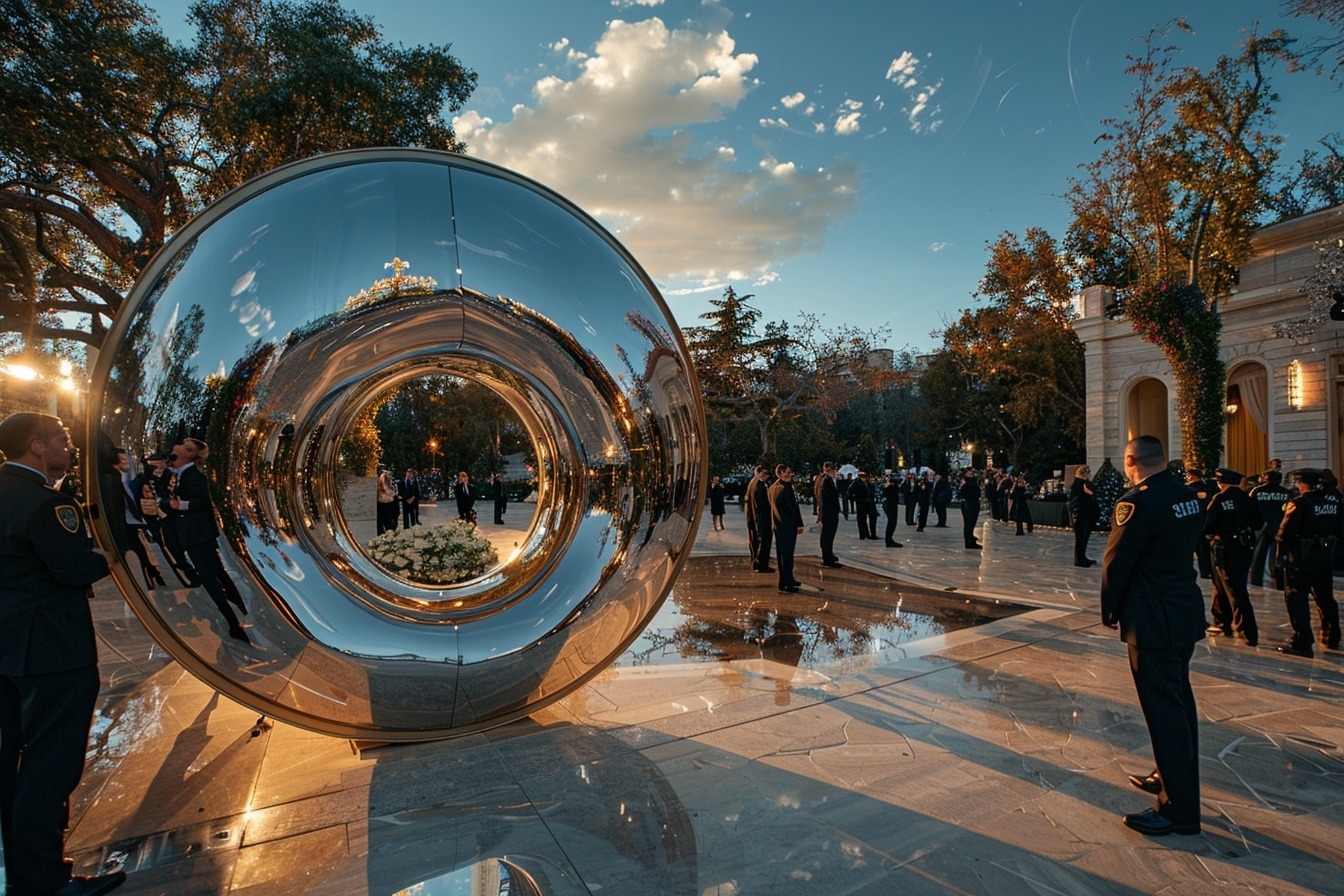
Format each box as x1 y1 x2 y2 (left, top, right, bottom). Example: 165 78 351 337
454 470 478 524
164 438 250 643
375 469 399 535
399 468 421 528
759 610 804 707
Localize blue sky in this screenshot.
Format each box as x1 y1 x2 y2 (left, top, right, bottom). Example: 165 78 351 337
146 0 1342 352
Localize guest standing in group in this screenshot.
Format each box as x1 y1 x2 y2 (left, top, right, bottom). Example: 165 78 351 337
1101 435 1206 837
881 474 904 548
376 469 399 535
852 472 878 540
163 438 250 643
454 470 478 524
747 465 774 573
492 473 508 525
708 475 727 530
818 461 842 567
0 412 127 896
1069 466 1099 566
931 471 952 527
959 468 982 550
1010 473 1034 535
901 471 918 526
915 471 932 531
399 468 421 528
768 464 805 593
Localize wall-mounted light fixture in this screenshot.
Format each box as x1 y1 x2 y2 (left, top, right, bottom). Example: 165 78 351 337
1226 383 1241 415
1287 359 1304 410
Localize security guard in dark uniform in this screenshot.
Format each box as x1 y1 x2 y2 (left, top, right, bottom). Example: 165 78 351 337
1248 470 1292 588
0 413 126 896
1184 467 1214 579
1101 436 1206 836
1203 468 1262 646
1274 469 1343 657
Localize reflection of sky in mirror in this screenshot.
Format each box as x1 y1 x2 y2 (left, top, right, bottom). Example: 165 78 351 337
131 159 673 401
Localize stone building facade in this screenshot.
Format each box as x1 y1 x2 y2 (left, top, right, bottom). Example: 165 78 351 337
1073 204 1344 476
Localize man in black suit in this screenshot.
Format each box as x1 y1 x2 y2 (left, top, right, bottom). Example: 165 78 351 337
958 468 982 549
746 466 773 573
492 473 507 525
0 413 127 896
1101 435 1206 837
399 468 421 528
818 461 842 567
163 438 249 643
454 470 477 524
768 464 805 593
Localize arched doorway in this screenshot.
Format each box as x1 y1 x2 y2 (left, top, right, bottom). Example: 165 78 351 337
1226 361 1269 477
1127 377 1169 455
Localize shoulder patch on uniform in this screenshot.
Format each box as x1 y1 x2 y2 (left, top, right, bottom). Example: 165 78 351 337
55 505 80 533
1114 501 1136 526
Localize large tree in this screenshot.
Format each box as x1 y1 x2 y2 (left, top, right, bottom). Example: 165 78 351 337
685 286 893 463
1066 23 1294 472
0 0 476 349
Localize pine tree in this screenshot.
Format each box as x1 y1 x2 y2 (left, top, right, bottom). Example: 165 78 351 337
1092 457 1128 530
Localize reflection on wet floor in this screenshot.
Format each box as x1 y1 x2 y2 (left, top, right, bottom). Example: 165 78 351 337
622 556 1029 669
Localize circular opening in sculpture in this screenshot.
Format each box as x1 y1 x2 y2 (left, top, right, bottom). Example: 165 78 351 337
337 372 540 587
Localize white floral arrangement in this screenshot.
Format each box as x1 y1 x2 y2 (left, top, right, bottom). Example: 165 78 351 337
365 520 498 585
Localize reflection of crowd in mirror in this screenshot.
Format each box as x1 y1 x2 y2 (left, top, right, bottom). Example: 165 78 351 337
399 468 421 528
160 438 251 643
454 470 477 525
104 443 168 589
376 469 399 534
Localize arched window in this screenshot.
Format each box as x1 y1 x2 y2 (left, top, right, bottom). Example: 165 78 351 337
1126 377 1169 455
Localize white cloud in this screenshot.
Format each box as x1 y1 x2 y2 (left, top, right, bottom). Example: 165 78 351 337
834 111 862 135
885 50 943 133
930 241 950 252
456 17 859 284
760 117 789 129
611 0 664 6
814 122 827 135
780 91 806 108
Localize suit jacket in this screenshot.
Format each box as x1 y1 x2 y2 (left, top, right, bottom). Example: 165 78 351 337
931 477 952 507
768 480 804 532
0 463 109 675
1100 469 1206 647
399 477 421 505
748 478 772 525
455 482 477 514
819 475 841 522
164 463 220 548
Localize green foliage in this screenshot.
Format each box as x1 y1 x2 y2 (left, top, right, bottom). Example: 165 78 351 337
0 0 476 348
1125 280 1225 473
371 376 524 478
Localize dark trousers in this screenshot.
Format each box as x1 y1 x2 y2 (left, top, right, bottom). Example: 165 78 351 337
962 504 980 547
1249 525 1278 587
916 500 929 530
820 515 839 562
775 526 797 588
1073 523 1093 563
1210 542 1258 642
864 509 877 540
904 495 916 525
376 501 399 534
1285 553 1341 649
934 502 948 527
884 509 899 544
185 541 243 630
1129 642 1200 825
402 501 419 528
753 515 773 570
0 665 100 895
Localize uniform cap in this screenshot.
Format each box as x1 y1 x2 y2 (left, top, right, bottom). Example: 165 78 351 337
1291 468 1322 486
1212 468 1243 485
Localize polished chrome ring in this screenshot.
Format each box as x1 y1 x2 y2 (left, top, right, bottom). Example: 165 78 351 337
88 148 705 740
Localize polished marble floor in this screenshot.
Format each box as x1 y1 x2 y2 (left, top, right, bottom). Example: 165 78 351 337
28 509 1344 893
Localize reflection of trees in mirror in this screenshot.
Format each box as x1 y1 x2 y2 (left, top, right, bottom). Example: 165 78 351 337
344 375 533 482
365 519 498 585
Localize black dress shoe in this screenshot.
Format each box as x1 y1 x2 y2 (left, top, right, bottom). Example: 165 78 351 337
822 561 843 568
56 872 128 896
967 543 982 550
885 541 904 548
778 585 800 593
786 579 804 587
754 566 775 573
1278 643 1314 658
1127 770 1162 794
1121 807 1200 836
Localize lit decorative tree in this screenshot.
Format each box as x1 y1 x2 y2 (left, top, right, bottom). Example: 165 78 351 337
1092 457 1129 529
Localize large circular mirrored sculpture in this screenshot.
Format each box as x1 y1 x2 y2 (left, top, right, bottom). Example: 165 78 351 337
88 148 706 740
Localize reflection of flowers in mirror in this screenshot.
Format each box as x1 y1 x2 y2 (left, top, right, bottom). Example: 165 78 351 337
365 520 498 584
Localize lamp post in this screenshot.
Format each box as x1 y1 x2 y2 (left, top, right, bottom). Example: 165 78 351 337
427 437 440 472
